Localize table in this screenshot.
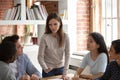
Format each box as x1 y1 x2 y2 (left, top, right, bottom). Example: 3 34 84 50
41 75 62 80
41 74 88 80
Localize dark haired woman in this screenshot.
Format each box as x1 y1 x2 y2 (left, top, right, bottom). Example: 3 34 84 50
95 39 120 80
72 32 109 80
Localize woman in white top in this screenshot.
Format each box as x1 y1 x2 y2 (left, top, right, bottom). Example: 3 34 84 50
72 32 109 80
38 12 70 79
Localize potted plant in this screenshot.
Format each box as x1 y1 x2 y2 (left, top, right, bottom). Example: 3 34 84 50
24 25 33 45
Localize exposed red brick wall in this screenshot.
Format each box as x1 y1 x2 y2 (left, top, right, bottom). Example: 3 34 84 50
41 1 58 14
0 0 90 51
0 1 58 35
0 0 13 19
77 0 90 51
0 0 32 36
0 0 14 35
0 25 16 35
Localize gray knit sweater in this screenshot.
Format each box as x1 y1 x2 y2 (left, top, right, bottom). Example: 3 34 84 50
38 33 70 75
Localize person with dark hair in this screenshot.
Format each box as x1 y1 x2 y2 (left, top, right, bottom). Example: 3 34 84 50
2 34 41 80
38 12 70 79
95 39 120 80
72 32 109 80
0 42 17 80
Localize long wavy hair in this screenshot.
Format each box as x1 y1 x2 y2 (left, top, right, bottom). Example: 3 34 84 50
45 12 65 48
89 32 109 63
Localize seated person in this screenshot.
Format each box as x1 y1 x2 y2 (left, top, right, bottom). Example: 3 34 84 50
95 39 120 80
0 42 17 80
72 32 109 80
2 35 42 80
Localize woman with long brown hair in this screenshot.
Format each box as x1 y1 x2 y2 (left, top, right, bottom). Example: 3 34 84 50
72 32 109 80
38 12 70 79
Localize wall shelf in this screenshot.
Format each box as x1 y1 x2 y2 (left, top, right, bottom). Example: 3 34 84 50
0 0 77 54
0 20 68 25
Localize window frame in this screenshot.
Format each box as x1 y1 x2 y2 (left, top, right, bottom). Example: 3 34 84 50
90 0 120 47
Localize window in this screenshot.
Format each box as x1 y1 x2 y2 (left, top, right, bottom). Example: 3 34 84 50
102 0 119 47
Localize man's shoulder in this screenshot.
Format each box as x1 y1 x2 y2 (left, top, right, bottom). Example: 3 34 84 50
18 53 28 59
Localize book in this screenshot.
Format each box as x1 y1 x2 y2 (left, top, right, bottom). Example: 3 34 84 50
33 2 47 20
3 9 12 20
32 5 43 20
41 5 48 19
14 5 21 20
30 8 36 20
26 7 32 20
37 4 46 20
9 6 18 20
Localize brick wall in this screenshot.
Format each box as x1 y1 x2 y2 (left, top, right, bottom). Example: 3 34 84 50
0 0 90 51
0 0 58 36
0 25 16 35
0 0 14 35
0 0 13 19
76 0 90 51
41 1 58 14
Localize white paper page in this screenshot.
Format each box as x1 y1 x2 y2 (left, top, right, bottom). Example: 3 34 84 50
47 79 63 80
